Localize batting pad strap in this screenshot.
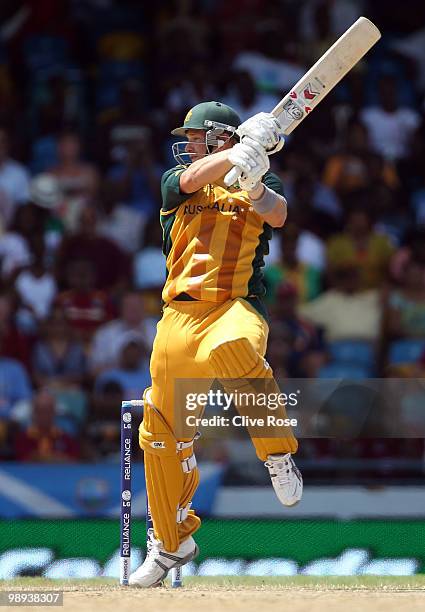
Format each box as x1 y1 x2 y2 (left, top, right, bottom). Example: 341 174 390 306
176 431 201 451
176 502 192 523
250 184 284 214
181 453 197 473
176 440 193 450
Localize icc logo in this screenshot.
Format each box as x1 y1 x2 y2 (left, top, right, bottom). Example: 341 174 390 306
122 490 131 501
123 412 131 423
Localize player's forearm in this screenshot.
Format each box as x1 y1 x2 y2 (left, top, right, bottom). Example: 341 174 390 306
249 183 287 228
180 150 233 193
261 199 287 227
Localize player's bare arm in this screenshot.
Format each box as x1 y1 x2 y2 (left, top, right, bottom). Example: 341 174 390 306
179 147 234 194
227 118 287 227
248 182 287 228
179 143 286 227
178 114 286 227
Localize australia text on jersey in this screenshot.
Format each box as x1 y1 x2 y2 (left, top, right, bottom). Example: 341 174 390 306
183 201 248 215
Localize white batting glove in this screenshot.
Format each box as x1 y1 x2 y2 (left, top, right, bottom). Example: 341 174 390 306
237 112 285 154
227 136 270 191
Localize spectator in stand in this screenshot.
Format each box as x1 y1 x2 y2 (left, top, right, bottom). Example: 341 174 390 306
299 0 338 66
390 227 425 285
89 290 155 375
0 126 30 225
411 178 425 226
32 307 86 389
0 55 17 132
28 173 66 256
55 204 131 292
269 282 326 377
0 289 31 369
383 258 425 340
13 388 80 462
360 75 420 162
96 79 152 169
88 380 124 459
222 70 280 122
153 12 210 116
107 128 161 221
418 347 425 376
0 188 12 233
14 235 57 332
55 258 113 348
322 121 400 198
157 3 209 61
1 198 60 283
370 174 409 247
266 321 293 380
299 262 382 343
290 205 330 273
164 61 219 118
97 180 145 255
327 204 394 290
0 334 32 422
0 229 31 281
293 164 342 221
232 19 305 95
9 195 51 242
133 216 167 312
47 130 100 232
0 201 47 281
264 223 322 305
94 333 150 401
35 74 78 142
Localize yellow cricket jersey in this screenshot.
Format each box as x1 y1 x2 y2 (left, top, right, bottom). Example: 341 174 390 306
160 166 284 310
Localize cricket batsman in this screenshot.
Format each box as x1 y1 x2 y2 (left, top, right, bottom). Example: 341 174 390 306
130 101 303 587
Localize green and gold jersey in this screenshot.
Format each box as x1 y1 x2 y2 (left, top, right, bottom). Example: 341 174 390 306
160 166 284 305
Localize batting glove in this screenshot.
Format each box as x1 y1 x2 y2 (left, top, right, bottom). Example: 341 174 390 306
227 136 270 191
237 112 285 154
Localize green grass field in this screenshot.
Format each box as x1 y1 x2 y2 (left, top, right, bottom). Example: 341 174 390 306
2 575 425 591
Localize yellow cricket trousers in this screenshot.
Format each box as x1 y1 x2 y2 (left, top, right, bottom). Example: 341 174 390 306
139 297 298 551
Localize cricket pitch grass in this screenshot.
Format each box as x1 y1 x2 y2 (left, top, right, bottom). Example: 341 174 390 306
2 576 425 612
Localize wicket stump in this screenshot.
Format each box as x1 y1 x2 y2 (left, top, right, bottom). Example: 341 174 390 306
120 399 182 587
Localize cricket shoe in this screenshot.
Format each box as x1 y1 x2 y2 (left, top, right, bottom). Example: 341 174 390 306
265 453 303 507
129 529 198 588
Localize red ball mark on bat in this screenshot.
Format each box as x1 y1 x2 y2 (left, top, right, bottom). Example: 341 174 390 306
290 92 297 99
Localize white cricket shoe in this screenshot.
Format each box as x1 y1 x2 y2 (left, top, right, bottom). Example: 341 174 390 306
265 453 303 506
129 529 198 588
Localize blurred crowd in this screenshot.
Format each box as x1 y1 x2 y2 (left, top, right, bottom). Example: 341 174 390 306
0 0 424 475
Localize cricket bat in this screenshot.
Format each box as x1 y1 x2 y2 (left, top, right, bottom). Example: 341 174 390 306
224 16 381 186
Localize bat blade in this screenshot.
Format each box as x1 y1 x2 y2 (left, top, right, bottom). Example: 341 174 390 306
224 16 381 186
273 16 381 134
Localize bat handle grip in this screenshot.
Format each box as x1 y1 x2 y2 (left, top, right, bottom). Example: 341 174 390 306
224 166 242 187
